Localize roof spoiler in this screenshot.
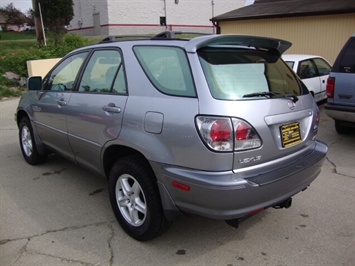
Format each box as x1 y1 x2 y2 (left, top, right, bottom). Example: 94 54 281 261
185 35 292 56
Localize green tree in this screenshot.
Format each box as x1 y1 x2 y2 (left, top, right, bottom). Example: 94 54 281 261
32 0 74 45
0 3 26 30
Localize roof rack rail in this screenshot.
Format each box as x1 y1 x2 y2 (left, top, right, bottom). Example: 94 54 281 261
99 35 152 43
99 31 211 43
152 31 211 40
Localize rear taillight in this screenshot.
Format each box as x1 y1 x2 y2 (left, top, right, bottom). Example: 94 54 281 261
232 119 262 150
210 119 231 142
195 117 233 151
196 116 261 152
326 77 335 98
314 106 320 132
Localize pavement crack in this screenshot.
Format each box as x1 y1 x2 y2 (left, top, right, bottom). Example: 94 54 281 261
0 239 11 245
0 221 116 246
42 168 67 176
107 222 115 266
326 156 338 174
326 157 355 178
28 250 95 266
38 221 111 237
11 238 30 265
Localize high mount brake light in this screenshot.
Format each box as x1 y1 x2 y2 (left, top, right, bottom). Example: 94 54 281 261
196 116 262 152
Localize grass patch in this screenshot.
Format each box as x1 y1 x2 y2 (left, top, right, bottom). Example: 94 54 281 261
0 85 25 98
0 40 37 56
0 31 36 40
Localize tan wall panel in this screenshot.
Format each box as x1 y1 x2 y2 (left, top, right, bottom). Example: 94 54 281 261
220 13 355 64
27 58 61 78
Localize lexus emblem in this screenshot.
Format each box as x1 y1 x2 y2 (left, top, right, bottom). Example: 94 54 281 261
288 101 296 109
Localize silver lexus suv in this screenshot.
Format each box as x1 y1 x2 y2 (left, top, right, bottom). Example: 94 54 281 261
16 32 327 241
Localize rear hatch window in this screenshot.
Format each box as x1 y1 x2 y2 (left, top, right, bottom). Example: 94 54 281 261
333 37 355 74
198 48 304 100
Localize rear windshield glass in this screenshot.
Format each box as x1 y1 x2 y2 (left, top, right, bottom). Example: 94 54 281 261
339 39 355 73
198 48 302 100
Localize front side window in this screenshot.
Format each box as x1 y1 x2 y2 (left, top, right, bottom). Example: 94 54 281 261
44 52 88 91
78 49 126 94
198 48 302 100
134 46 196 97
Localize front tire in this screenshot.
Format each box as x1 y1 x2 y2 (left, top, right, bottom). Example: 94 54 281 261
19 117 47 165
108 156 169 241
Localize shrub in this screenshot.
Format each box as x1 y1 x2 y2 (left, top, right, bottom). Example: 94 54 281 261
0 84 25 98
0 33 91 78
63 33 90 50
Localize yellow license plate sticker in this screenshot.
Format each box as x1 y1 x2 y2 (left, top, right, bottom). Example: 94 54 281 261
280 122 301 147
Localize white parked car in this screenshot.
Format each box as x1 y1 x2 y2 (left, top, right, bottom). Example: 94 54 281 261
282 54 332 102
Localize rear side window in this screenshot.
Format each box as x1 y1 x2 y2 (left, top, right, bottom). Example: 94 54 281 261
134 46 196 97
313 58 331 76
198 48 302 100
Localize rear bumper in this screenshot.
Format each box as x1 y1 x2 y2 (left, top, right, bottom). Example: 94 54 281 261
325 103 355 123
153 140 328 220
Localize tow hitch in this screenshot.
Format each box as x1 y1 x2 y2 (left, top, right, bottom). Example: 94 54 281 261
273 198 292 209
225 198 293 229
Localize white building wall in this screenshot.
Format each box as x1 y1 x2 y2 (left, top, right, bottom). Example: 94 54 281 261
68 0 245 36
70 0 109 36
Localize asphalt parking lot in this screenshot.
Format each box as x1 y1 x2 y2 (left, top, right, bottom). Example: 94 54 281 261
1 97 354 266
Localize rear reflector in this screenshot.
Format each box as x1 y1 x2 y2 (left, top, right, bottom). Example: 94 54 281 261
247 208 264 216
172 181 190 191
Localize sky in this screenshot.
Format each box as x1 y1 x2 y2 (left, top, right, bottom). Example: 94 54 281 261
0 0 32 13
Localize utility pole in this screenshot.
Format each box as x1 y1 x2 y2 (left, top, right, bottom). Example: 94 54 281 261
212 0 215 33
31 0 44 45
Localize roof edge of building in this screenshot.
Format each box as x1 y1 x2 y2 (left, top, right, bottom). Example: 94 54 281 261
212 9 355 22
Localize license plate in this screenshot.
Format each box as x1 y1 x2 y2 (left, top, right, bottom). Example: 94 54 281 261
280 122 301 147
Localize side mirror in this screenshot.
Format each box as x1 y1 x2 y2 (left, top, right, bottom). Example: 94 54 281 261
27 76 42 91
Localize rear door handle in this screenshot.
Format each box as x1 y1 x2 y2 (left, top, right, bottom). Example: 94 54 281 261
102 103 121 113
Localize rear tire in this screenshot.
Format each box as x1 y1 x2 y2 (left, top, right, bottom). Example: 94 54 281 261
108 156 169 241
335 120 351 135
19 117 47 165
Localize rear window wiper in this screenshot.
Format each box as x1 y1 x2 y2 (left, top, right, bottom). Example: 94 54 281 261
243 91 280 99
243 91 298 103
